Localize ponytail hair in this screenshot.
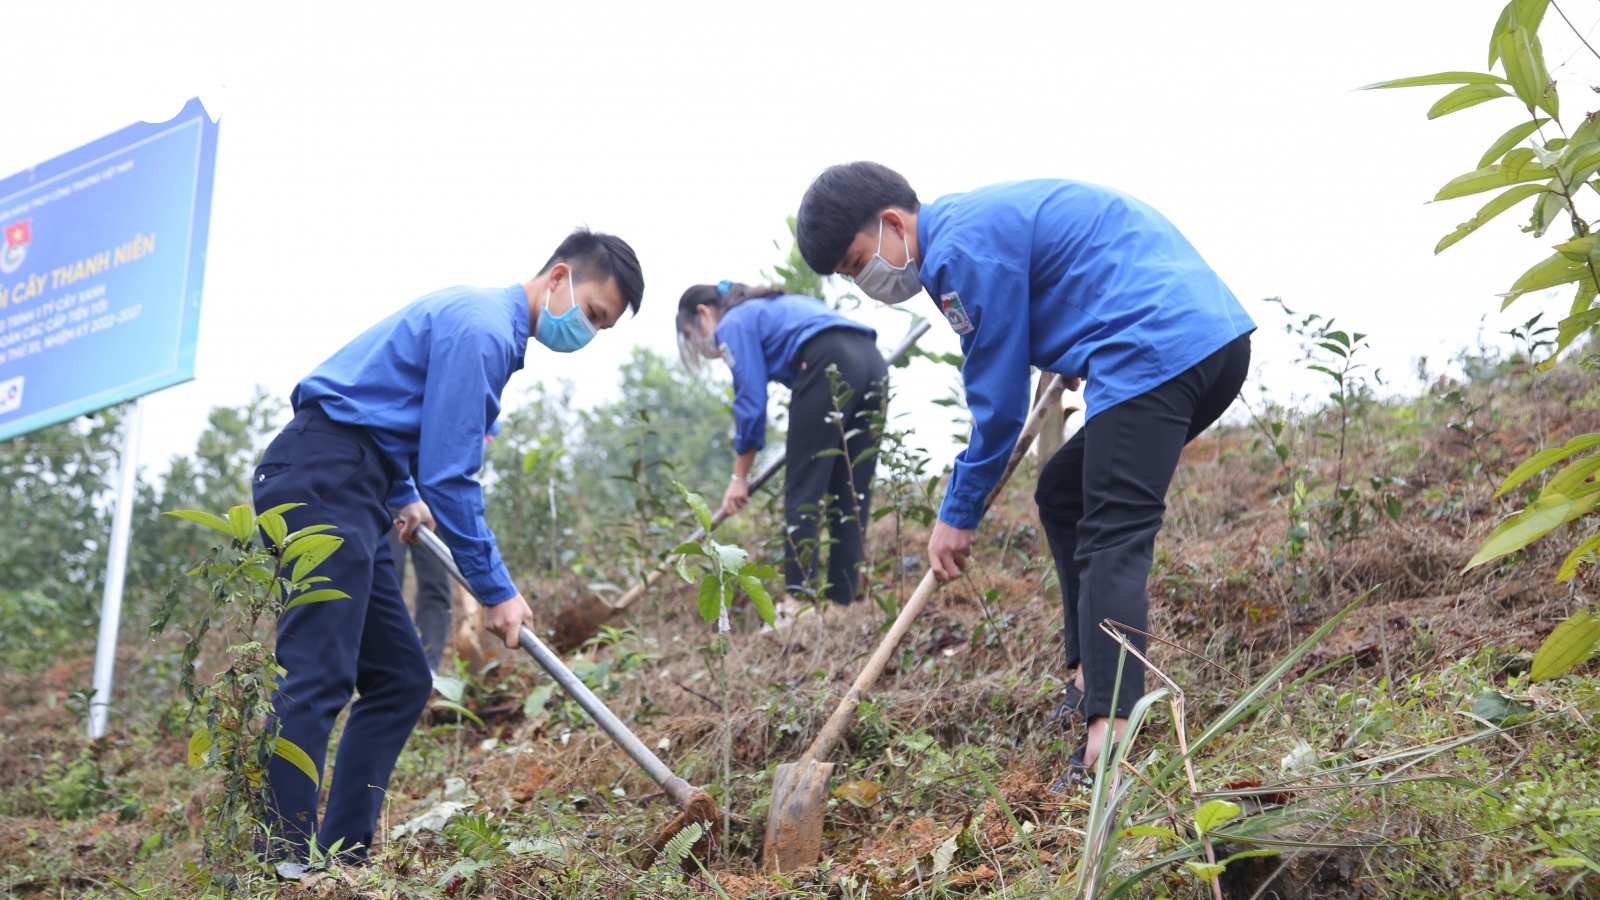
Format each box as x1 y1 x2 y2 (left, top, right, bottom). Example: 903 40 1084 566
676 282 785 333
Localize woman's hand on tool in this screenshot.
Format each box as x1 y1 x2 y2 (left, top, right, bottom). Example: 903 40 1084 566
927 519 973 581
395 501 436 543
484 592 535 649
721 477 750 516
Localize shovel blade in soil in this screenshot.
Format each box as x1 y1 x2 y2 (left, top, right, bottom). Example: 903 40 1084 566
551 595 625 652
762 757 835 874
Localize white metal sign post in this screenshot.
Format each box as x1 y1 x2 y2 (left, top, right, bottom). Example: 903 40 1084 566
88 396 144 740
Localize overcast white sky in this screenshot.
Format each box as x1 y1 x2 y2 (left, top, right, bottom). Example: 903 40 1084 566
5 1 1599 477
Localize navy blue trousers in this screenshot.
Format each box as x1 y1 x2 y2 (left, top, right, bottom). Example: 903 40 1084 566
253 406 433 859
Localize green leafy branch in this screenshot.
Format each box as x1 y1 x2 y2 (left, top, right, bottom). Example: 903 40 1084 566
151 502 349 878
1366 0 1600 681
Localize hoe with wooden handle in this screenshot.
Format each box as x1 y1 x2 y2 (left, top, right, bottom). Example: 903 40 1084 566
550 320 934 652
762 374 1072 874
413 524 719 866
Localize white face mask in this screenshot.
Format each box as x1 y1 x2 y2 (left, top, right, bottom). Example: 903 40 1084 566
852 217 922 305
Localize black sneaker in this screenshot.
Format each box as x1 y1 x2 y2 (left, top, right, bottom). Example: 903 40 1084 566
1048 742 1120 794
1046 682 1086 731
1049 744 1093 794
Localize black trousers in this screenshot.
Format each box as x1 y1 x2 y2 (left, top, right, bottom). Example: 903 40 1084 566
1035 333 1251 720
387 528 454 673
253 406 433 859
784 328 888 605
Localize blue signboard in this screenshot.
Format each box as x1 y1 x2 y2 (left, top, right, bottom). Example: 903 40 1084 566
0 98 218 440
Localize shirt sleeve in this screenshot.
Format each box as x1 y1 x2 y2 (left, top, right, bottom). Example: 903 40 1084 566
386 477 421 509
937 255 1034 530
720 314 769 455
415 312 518 605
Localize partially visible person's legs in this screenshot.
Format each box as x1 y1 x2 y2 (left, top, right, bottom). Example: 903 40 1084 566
409 539 454 673
1036 428 1086 675
817 330 888 606
783 355 836 600
386 528 455 674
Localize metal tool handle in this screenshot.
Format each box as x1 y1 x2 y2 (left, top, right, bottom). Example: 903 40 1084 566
801 373 1071 762
608 319 935 611
413 525 696 807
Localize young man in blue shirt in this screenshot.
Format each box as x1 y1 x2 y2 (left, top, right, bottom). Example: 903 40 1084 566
254 228 643 859
796 163 1254 777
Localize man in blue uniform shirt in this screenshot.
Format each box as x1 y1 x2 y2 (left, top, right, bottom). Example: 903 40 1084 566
796 163 1253 779
254 228 643 859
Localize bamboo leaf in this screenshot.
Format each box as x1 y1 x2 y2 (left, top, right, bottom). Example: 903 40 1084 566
284 523 337 543
1223 848 1283 865
1122 825 1181 840
1500 251 1588 308
1434 162 1554 201
1555 235 1599 262
1185 861 1226 884
283 588 350 611
1543 452 1600 498
1427 83 1513 118
257 502 303 518
1479 118 1549 168
273 736 321 784
1437 183 1548 253
1463 493 1600 571
1495 434 1600 496
163 509 234 536
430 699 484 726
1358 71 1510 90
1499 20 1558 118
1539 305 1600 372
1557 532 1600 581
1530 610 1600 680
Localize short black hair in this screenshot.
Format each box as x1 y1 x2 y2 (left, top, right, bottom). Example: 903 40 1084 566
539 227 645 316
796 162 919 275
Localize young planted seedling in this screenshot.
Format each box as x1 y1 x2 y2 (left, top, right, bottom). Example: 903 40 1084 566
670 482 777 845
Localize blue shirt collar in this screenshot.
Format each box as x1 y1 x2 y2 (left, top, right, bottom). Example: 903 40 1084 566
509 283 531 349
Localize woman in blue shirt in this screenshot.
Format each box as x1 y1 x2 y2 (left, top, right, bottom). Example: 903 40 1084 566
677 281 885 624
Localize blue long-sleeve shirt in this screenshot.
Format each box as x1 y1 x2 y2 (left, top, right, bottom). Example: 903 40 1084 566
292 284 529 605
916 180 1255 530
715 294 875 454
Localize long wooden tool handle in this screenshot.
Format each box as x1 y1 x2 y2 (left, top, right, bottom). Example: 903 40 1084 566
414 525 698 808
608 319 936 611
801 373 1070 762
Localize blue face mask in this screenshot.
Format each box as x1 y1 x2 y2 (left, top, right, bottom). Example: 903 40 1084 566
534 274 597 353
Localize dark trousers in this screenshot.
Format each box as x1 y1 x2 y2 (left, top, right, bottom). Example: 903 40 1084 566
784 328 888 605
253 407 433 859
386 529 454 673
1035 333 1251 720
